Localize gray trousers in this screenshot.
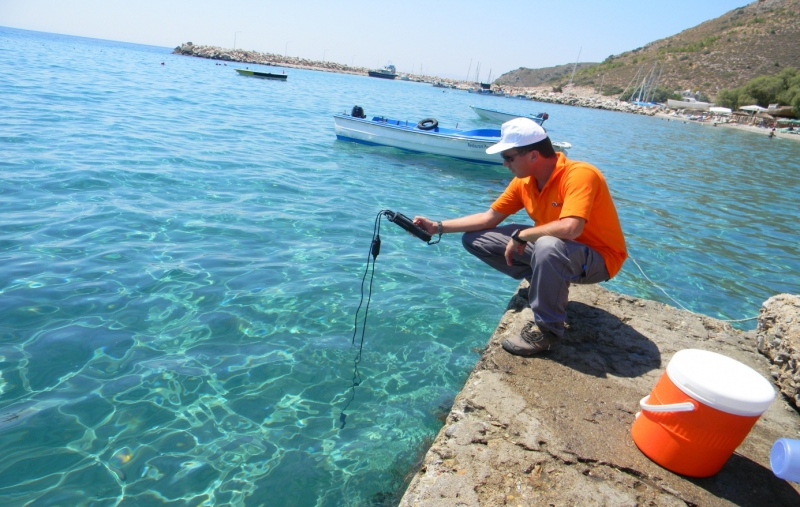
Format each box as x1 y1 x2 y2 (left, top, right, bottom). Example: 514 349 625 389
462 224 609 337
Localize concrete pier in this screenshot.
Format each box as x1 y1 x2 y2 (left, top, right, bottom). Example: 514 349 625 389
399 282 800 506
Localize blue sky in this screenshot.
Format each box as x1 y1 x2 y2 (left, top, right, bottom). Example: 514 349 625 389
1 0 751 79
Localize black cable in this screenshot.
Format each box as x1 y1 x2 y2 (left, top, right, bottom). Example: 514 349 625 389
339 210 386 429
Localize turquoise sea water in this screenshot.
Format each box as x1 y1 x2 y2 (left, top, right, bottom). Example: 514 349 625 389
1 27 799 506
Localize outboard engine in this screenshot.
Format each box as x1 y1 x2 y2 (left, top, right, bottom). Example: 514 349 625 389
351 105 366 118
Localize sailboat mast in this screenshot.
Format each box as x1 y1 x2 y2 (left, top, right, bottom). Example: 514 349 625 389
640 62 657 103
568 47 582 88
646 64 664 103
621 64 644 101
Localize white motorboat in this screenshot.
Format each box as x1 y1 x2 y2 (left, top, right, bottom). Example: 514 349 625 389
333 107 569 165
470 106 548 125
666 97 710 111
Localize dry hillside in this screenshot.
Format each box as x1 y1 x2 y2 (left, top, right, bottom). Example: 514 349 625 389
495 62 597 88
497 0 800 99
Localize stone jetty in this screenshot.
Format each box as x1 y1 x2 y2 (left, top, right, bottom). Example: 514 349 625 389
501 88 658 116
173 42 369 76
399 282 800 506
173 43 657 117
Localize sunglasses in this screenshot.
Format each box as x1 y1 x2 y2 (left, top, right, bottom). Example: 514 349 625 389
501 150 528 163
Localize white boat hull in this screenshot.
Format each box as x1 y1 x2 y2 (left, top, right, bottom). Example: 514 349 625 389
334 115 501 164
470 106 547 125
666 99 710 111
333 114 570 165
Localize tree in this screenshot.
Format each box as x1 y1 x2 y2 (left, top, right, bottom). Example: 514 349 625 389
741 75 785 106
715 67 799 114
715 89 739 110
648 86 682 103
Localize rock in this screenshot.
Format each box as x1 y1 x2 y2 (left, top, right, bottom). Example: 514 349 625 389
399 283 800 506
757 294 800 409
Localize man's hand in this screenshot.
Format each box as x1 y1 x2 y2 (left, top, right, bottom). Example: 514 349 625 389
413 216 437 235
504 238 526 266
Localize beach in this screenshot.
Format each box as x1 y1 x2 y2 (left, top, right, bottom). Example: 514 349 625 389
653 110 800 141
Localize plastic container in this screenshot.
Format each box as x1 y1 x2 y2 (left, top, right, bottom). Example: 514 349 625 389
631 349 775 477
771 438 800 482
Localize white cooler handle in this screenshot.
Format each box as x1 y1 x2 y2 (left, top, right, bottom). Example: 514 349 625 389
639 395 696 413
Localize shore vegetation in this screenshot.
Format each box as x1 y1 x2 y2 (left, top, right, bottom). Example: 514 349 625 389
716 67 800 114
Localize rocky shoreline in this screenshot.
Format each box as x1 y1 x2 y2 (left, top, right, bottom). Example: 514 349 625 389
399 283 800 506
172 43 658 117
174 42 800 133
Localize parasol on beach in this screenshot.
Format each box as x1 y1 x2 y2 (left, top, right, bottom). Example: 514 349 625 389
709 107 732 114
739 105 768 113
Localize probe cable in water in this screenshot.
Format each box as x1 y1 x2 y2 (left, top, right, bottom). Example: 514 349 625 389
339 210 440 429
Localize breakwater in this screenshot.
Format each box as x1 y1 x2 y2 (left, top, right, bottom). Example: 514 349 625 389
173 42 368 75
505 89 658 115
173 42 657 117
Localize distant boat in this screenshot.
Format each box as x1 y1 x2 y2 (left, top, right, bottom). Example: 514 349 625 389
471 106 549 126
235 68 287 81
368 64 397 80
333 107 570 165
666 97 709 111
480 69 493 90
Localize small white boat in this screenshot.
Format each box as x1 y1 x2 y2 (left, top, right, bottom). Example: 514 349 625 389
234 68 287 80
666 97 710 111
333 107 569 165
471 106 548 125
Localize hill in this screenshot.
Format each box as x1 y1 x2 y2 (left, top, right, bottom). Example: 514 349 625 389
495 62 597 88
497 0 800 99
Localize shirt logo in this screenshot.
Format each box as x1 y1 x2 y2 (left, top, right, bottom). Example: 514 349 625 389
552 201 562 207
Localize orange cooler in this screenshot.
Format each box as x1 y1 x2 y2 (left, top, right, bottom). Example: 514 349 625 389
632 349 775 477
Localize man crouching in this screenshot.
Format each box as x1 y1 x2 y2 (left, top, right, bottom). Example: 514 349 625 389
413 118 627 356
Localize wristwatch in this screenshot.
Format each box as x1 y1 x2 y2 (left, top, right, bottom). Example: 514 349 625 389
511 229 527 244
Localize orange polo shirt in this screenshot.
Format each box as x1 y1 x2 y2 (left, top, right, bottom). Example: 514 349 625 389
491 153 627 278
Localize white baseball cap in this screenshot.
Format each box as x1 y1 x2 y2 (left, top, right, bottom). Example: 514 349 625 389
485 117 548 154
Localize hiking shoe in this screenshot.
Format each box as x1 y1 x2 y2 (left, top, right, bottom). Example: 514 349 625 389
501 321 559 357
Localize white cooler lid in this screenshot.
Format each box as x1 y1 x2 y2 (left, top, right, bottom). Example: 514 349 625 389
666 349 775 416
